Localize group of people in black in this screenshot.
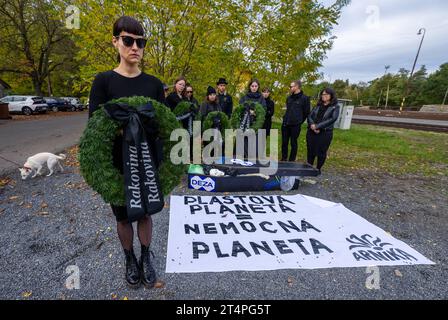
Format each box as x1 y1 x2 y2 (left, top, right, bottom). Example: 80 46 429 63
162 76 340 174
163 76 276 136
88 15 341 289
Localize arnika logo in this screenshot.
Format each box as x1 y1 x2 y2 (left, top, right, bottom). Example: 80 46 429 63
346 234 417 263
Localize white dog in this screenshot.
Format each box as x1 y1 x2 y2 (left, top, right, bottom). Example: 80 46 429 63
19 152 66 180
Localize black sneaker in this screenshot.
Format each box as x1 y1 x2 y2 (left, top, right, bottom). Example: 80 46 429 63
140 245 156 288
124 248 141 288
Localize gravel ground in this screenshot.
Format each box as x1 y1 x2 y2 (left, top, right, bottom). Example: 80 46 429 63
0 151 446 300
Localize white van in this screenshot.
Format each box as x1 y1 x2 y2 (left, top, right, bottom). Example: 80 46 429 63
0 96 48 115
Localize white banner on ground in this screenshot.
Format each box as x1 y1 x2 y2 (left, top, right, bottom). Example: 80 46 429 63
166 195 434 273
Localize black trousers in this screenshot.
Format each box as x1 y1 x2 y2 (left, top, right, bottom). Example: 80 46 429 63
281 125 301 161
306 129 333 170
263 117 272 136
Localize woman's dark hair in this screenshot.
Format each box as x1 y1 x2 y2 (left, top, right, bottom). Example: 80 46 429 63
183 83 194 98
247 78 261 93
113 16 144 37
262 87 271 93
318 87 338 106
113 16 145 63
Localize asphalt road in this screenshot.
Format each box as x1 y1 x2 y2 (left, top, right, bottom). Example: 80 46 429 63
0 113 88 175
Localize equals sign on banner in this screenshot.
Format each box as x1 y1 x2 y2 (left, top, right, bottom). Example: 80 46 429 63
235 215 252 220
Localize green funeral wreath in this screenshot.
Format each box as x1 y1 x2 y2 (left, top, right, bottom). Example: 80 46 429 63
173 101 201 137
173 101 200 120
202 111 231 136
230 102 266 131
78 96 185 206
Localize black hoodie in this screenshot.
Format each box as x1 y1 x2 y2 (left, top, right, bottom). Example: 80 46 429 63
283 91 310 126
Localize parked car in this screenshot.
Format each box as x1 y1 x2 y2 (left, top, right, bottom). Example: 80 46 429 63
0 96 47 115
61 97 84 111
44 97 71 112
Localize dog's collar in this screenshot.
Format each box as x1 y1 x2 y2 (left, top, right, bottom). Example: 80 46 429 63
23 165 33 170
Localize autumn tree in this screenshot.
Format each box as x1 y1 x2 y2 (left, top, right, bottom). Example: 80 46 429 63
0 0 77 96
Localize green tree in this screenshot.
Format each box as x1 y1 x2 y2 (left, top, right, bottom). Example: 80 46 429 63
0 0 78 96
332 79 349 98
70 0 349 103
417 63 448 105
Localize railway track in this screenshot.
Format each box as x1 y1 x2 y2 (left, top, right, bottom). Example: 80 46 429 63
352 118 448 133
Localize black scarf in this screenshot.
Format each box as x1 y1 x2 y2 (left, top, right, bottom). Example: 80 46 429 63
240 102 256 131
246 92 262 100
104 101 164 222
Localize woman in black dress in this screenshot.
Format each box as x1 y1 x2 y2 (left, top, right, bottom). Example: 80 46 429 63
166 76 186 111
88 16 165 289
306 88 340 174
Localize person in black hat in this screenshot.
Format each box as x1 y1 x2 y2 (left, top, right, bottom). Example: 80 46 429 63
200 86 221 120
216 78 233 117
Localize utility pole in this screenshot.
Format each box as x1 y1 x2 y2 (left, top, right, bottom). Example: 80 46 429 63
443 87 448 106
385 83 390 109
400 28 426 112
377 65 390 109
384 65 390 109
377 89 383 109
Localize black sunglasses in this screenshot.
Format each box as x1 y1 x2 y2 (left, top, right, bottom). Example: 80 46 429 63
116 35 147 49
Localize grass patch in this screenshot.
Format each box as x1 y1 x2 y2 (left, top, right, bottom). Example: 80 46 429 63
268 121 448 177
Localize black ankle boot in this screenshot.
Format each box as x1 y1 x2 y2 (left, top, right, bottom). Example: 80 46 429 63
124 248 141 288
140 245 156 288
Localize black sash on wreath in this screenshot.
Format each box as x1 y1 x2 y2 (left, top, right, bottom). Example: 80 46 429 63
104 101 164 222
240 102 256 131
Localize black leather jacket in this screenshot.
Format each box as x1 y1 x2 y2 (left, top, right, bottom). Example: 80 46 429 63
307 102 340 130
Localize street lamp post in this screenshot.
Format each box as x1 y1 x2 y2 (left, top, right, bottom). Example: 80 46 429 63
400 28 426 112
377 65 390 109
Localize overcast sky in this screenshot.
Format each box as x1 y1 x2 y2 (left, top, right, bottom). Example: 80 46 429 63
318 0 448 84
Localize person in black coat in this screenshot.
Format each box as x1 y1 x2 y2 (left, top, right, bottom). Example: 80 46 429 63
262 87 275 136
306 87 340 174
184 83 199 108
239 78 267 108
200 86 222 120
216 78 233 117
281 80 310 162
166 76 186 111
